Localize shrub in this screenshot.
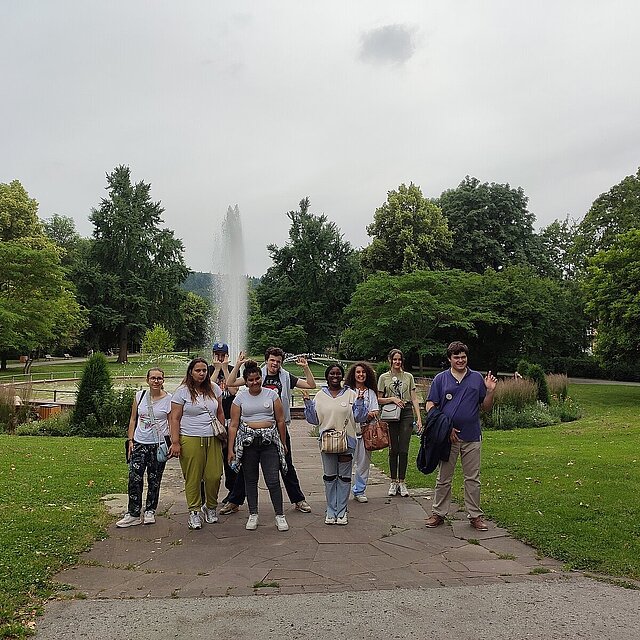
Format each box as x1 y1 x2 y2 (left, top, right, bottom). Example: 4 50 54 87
484 403 559 430
376 361 390 377
548 397 582 422
70 353 112 435
516 359 531 377
141 323 175 363
492 377 537 411
0 384 34 434
17 410 72 436
527 364 551 405
547 373 569 401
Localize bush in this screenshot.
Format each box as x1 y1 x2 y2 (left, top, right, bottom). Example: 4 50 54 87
527 364 551 405
375 361 390 377
547 373 569 400
493 377 537 411
0 384 34 434
548 397 582 422
516 359 531 377
17 411 72 436
483 403 559 430
70 353 113 435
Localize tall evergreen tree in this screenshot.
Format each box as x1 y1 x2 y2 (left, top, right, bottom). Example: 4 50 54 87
77 166 189 362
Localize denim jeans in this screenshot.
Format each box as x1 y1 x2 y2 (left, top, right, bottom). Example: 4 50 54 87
352 435 371 496
321 447 354 519
388 407 414 479
242 436 284 516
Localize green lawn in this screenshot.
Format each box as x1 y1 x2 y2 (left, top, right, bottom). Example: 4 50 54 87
0 437 126 638
373 383 640 579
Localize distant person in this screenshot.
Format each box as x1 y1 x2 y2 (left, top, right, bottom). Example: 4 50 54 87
377 349 423 498
302 363 367 525
224 347 314 514
117 368 172 527
207 342 239 509
227 357 289 531
169 358 225 530
424 341 497 531
344 362 379 503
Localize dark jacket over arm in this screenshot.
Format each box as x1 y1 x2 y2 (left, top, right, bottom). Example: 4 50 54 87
417 407 454 475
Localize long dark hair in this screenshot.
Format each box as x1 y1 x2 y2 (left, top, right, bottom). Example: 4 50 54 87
181 358 216 401
345 361 377 392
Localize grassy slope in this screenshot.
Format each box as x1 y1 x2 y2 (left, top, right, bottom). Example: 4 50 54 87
373 384 640 579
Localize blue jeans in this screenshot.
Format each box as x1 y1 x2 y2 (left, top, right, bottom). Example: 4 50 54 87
321 447 354 519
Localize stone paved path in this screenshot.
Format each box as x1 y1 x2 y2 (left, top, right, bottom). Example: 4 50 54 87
51 420 564 600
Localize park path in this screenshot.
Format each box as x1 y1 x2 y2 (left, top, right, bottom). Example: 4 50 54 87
37 420 640 639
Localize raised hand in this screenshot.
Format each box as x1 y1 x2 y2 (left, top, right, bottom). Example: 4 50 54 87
484 371 498 392
296 356 309 367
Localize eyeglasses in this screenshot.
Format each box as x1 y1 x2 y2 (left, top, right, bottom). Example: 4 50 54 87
149 377 164 381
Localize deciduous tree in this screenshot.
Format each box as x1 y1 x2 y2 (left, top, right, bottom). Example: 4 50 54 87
361 183 452 274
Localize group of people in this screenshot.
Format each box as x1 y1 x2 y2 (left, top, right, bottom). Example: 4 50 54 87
118 340 497 533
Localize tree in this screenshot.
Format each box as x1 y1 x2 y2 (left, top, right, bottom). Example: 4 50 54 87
438 176 544 273
340 270 492 368
538 216 580 280
174 291 210 353
583 230 640 377
141 324 175 362
77 166 189 362
361 183 452 274
0 180 42 241
573 167 640 269
69 352 112 434
42 214 87 269
256 197 361 352
0 181 86 369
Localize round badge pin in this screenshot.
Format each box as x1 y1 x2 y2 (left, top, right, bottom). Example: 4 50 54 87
445 393 453 400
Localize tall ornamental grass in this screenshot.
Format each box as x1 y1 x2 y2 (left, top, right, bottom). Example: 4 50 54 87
492 377 537 411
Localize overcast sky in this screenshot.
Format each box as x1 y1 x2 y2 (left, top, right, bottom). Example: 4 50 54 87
2 1 639 276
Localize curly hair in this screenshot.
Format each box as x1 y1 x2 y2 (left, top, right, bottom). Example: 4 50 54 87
344 361 377 392
242 359 262 379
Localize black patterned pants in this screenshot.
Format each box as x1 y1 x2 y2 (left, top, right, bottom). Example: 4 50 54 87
127 442 166 516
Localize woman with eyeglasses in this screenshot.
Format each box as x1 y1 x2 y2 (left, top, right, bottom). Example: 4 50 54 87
117 368 172 527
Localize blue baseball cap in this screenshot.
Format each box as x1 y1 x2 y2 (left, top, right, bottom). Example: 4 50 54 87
212 342 229 354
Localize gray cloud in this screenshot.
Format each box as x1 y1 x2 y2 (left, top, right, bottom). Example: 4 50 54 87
359 24 417 65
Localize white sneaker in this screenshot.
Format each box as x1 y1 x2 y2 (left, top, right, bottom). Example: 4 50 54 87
324 515 336 525
398 482 409 497
388 482 398 496
353 494 368 503
295 500 312 513
116 513 141 528
188 510 202 530
275 515 289 531
201 505 218 524
143 510 156 525
336 514 348 525
246 514 259 530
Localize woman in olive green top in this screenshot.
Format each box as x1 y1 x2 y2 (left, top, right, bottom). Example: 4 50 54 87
377 348 423 497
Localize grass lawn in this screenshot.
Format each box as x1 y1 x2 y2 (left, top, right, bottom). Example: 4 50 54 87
373 383 640 579
0 437 125 638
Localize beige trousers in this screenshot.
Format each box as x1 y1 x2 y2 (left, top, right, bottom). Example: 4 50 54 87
432 440 483 519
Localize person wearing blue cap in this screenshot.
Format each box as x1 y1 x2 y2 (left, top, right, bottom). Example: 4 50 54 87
208 342 241 509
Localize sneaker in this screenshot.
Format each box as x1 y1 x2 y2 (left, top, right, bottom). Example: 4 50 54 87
275 515 289 531
188 510 202 530
201 505 218 524
295 500 312 513
425 514 445 528
398 482 409 497
143 510 156 525
353 494 368 503
388 482 398 497
246 514 259 530
324 515 336 525
116 513 141 528
336 514 348 525
219 502 239 515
